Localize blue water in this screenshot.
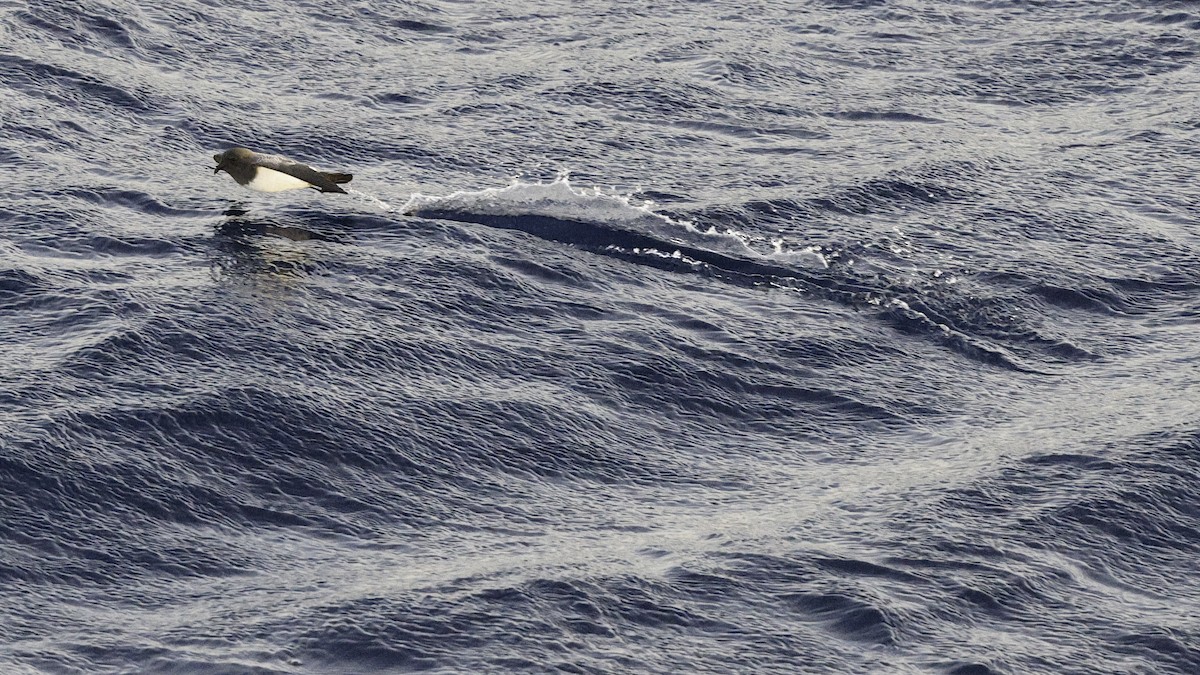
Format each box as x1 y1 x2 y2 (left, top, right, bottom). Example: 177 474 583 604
3 1 1200 673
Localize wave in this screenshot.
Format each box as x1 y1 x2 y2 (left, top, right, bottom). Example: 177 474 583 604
400 173 829 269
396 175 1090 372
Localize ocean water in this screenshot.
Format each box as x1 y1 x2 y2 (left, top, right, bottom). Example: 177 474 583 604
3 0 1200 672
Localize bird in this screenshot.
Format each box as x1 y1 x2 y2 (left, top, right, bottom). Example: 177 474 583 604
212 147 353 194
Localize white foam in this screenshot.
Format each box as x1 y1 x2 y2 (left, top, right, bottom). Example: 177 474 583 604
347 188 394 212
394 173 827 269
403 175 795 253
399 173 696 234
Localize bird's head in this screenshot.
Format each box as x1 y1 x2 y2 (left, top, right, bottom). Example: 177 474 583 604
212 147 254 174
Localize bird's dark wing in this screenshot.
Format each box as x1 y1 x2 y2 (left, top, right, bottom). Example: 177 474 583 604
254 153 349 194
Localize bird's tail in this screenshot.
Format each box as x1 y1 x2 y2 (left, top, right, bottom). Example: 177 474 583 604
325 172 353 184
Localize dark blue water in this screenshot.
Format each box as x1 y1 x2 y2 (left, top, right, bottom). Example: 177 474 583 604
3 1 1200 673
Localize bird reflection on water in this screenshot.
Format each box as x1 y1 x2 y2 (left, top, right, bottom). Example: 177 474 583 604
210 205 337 281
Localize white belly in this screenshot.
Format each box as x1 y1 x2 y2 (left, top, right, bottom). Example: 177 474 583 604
247 167 313 192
